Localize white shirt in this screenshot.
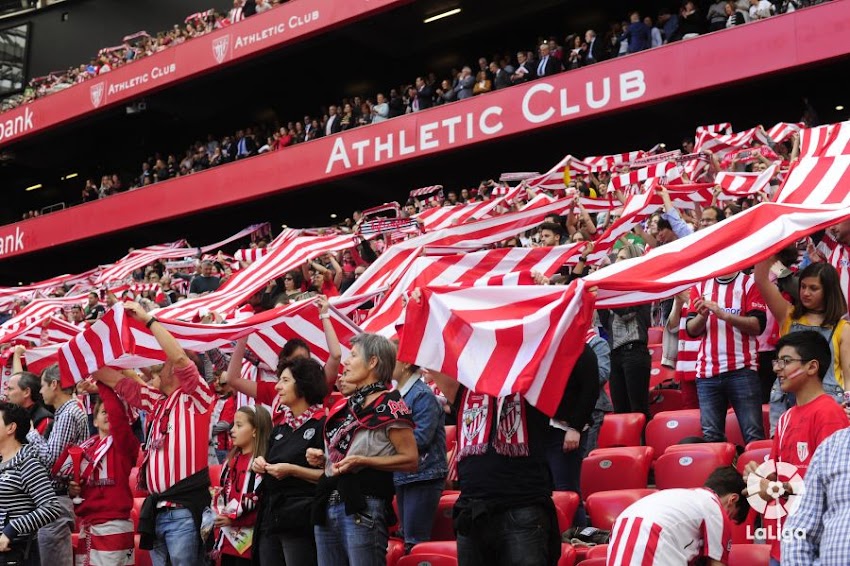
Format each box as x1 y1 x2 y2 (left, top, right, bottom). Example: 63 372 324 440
750 0 774 19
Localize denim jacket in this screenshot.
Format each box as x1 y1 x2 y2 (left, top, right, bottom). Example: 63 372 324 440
394 377 448 486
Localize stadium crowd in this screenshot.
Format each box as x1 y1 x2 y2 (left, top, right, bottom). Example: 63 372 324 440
1 103 850 566
6 0 825 220
0 2 848 566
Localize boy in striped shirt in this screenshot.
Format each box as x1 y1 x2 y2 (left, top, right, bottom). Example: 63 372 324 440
607 466 748 565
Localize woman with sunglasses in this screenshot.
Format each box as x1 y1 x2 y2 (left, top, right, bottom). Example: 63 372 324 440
754 259 850 433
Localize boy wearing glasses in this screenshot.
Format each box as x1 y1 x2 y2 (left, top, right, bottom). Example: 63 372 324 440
743 330 849 566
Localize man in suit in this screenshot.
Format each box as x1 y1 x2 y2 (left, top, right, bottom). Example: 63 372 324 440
454 66 475 100
325 105 342 136
235 129 256 159
621 11 651 53
415 76 434 110
510 51 535 85
535 43 562 78
490 61 511 90
584 30 606 65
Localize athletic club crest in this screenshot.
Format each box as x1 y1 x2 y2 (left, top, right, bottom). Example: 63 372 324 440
498 397 522 440
462 406 486 441
212 35 230 64
89 82 105 108
797 442 809 462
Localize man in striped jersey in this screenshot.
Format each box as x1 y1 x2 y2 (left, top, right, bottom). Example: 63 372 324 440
686 270 767 444
607 466 747 565
94 302 215 566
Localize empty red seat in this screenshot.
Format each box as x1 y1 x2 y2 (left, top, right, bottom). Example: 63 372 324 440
728 542 771 566
737 447 772 475
645 410 703 459
587 544 609 559
725 410 746 447
581 447 654 499
128 467 148 498
387 538 405 566
578 558 607 566
209 464 222 487
648 344 663 363
655 449 735 489
585 489 657 530
411 541 457 557
430 492 459 541
664 442 737 463
558 543 576 566
397 554 457 566
445 425 457 454
746 439 773 451
552 491 580 533
648 327 664 344
649 364 675 389
598 413 646 448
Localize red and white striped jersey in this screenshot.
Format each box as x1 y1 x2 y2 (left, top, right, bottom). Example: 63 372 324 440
607 488 732 566
689 272 766 378
818 232 850 310
674 301 700 382
115 363 215 494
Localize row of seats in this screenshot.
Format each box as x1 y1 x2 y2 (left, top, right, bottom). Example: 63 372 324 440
392 540 771 566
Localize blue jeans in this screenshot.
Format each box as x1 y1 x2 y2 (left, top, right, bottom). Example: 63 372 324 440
396 478 444 547
315 497 389 566
457 503 554 566
696 368 765 444
544 426 589 527
151 508 204 566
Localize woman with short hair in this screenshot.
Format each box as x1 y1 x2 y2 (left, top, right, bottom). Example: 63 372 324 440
308 334 418 566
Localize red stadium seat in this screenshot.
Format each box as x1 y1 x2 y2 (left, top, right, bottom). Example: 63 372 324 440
655 449 735 489
128 467 148 498
645 410 703 459
397 555 457 566
585 489 657 530
736 447 771 475
387 538 405 566
649 364 675 389
597 413 646 448
664 442 737 463
581 447 654 499
558 543 576 566
725 409 746 448
444 425 457 454
746 439 773 452
578 558 607 566
552 491 581 533
209 464 223 487
135 535 152 566
649 387 684 416
587 544 609 559
728 543 771 566
730 508 759 545
648 327 664 344
430 492 459 541
131 497 145 529
411 541 457 557
647 344 663 363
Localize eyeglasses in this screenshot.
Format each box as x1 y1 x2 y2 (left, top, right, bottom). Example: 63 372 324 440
284 277 293 281
771 357 808 370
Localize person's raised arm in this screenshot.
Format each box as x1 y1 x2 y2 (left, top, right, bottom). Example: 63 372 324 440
316 296 342 389
11 344 25 374
839 324 850 394
753 258 793 327
125 301 190 368
328 255 344 288
223 337 257 399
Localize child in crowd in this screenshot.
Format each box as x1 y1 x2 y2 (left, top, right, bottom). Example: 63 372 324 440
213 405 272 565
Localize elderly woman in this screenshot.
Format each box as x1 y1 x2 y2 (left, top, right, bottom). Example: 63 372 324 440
307 334 418 566
0 402 62 566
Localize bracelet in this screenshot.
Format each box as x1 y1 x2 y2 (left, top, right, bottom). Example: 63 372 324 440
318 313 330 320
579 256 588 262
145 317 158 328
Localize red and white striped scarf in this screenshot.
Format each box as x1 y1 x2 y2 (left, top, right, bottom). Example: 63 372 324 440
457 391 528 461
54 434 114 487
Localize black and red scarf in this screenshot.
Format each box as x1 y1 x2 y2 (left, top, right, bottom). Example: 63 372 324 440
324 382 413 464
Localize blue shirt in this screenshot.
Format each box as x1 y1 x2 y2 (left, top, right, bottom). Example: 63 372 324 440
784 428 850 565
